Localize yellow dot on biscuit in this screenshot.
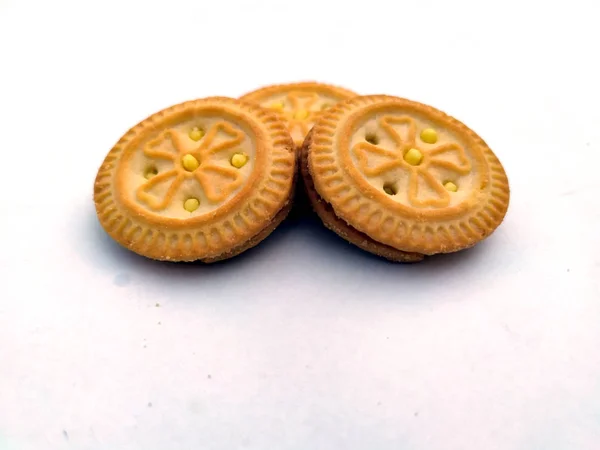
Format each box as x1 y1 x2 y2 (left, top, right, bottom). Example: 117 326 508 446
144 167 158 179
189 127 205 141
444 181 458 192
182 154 200 172
420 128 438 144
184 198 200 212
230 153 248 168
294 109 309 120
365 133 379 145
404 148 423 166
270 102 284 110
383 182 397 195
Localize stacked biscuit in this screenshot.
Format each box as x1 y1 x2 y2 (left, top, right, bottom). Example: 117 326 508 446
94 82 510 263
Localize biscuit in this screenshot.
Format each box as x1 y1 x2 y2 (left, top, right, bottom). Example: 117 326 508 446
94 97 296 262
240 82 357 148
303 95 510 258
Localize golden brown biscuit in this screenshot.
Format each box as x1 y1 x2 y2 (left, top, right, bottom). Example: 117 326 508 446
304 95 510 258
240 82 357 148
94 97 296 262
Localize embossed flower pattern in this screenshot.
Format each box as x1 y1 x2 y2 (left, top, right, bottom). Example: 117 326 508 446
280 91 323 137
352 116 472 207
137 122 246 210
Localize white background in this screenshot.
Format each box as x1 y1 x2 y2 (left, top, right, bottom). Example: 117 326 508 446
1 0 599 449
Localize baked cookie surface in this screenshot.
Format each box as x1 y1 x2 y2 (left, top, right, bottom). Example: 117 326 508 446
94 97 295 262
240 82 357 147
306 95 510 256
